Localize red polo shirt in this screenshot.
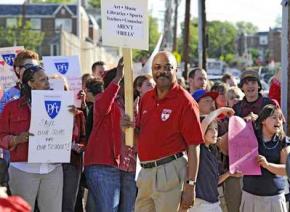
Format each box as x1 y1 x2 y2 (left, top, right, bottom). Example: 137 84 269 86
136 83 204 161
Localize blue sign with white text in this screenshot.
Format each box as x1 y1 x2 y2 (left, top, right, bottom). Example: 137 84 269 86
45 101 61 119
54 62 69 74
2 54 16 66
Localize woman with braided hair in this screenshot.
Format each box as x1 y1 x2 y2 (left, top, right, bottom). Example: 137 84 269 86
0 64 63 212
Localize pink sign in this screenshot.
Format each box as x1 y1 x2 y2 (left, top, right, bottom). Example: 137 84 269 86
228 116 261 175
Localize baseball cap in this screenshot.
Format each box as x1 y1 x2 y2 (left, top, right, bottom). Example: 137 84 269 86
239 70 261 88
240 70 259 80
192 89 218 102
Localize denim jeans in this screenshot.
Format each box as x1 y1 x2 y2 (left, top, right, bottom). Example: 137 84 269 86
84 165 137 212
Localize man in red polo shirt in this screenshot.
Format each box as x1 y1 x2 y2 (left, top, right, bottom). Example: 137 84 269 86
123 51 203 211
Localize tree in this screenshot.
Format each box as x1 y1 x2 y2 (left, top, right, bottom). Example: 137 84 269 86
88 0 101 8
178 18 198 64
133 16 160 62
178 19 237 64
32 0 75 3
236 21 258 35
249 48 260 65
0 19 44 52
207 21 237 59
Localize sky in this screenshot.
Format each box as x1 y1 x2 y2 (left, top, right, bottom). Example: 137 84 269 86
149 0 282 32
0 0 282 32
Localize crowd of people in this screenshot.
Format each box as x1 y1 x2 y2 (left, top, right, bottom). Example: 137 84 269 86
0 49 288 212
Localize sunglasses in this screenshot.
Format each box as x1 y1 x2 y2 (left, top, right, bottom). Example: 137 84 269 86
23 64 44 73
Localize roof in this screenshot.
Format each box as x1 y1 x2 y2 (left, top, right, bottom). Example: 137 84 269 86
0 4 77 17
257 31 268 36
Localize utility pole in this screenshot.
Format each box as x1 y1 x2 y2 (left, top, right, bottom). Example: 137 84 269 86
22 1 26 28
198 0 207 69
172 0 180 52
201 0 207 69
162 0 173 50
183 0 191 80
281 0 289 133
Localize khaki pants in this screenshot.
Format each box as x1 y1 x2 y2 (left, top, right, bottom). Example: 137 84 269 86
9 165 63 212
135 156 187 212
223 177 242 212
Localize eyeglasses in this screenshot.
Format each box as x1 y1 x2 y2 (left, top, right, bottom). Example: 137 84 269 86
152 64 174 71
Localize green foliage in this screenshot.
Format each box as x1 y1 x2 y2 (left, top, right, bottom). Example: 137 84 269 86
178 18 199 63
133 16 160 62
236 21 258 35
0 19 44 52
88 0 101 8
221 53 235 64
178 19 237 63
32 0 75 3
207 21 237 59
249 48 260 64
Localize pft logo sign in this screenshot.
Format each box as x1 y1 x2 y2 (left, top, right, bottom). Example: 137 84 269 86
54 62 69 74
45 101 61 119
1 54 16 66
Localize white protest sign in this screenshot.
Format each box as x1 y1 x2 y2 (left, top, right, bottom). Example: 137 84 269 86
28 90 74 163
49 79 65 91
43 56 82 107
101 0 149 50
0 46 24 90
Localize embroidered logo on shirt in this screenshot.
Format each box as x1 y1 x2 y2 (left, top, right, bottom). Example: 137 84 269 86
161 109 172 121
143 110 147 114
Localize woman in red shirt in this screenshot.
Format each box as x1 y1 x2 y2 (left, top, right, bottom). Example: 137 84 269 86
0 65 63 212
84 58 137 212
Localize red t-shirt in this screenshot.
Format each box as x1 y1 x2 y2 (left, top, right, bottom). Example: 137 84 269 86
136 83 204 161
84 82 122 167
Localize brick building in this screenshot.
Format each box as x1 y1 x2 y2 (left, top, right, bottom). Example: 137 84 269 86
236 28 281 63
0 3 100 56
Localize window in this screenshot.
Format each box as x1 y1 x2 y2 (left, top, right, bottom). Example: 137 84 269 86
50 44 59 56
30 18 41 30
259 36 268 45
6 18 17 28
55 18 72 33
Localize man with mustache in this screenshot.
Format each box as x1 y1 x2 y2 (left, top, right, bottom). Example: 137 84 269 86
123 51 204 211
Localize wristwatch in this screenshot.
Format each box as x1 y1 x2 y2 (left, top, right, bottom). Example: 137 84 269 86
186 180 196 186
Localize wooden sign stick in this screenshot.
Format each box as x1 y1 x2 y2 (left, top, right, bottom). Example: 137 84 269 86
122 48 134 147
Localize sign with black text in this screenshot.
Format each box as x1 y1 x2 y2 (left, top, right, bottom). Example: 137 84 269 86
28 90 74 163
0 46 23 90
101 0 149 50
43 56 82 107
